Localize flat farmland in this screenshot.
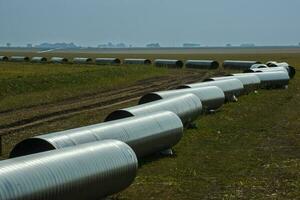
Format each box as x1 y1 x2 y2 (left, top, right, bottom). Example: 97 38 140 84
0 50 299 199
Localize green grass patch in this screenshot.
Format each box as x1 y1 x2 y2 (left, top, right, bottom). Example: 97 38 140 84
0 62 168 111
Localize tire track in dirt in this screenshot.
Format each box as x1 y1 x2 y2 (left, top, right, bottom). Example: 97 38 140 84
0 71 213 135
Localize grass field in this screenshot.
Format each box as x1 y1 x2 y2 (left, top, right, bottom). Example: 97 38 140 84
0 51 299 199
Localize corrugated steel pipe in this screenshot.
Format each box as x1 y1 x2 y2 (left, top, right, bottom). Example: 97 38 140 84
10 111 183 158
0 56 8 61
223 60 261 70
139 86 225 112
73 57 93 64
95 58 121 65
265 61 296 78
238 71 290 89
9 56 30 62
50 57 69 63
31 56 47 63
154 59 184 68
177 79 244 102
105 93 202 127
185 60 219 69
1 140 138 200
204 74 261 94
123 58 152 65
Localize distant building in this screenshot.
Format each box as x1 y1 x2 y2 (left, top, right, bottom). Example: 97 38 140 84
27 44 33 48
146 43 160 48
298 42 300 46
226 44 232 47
35 42 78 49
98 42 127 48
183 43 201 48
6 43 11 48
240 43 255 47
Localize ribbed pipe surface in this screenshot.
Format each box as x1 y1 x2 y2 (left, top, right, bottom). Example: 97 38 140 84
206 74 261 93
1 140 138 200
123 58 152 65
9 56 30 62
105 93 202 126
10 111 183 158
223 60 261 70
238 71 290 88
178 79 244 101
50 57 68 63
139 86 225 111
154 59 184 68
73 57 92 64
185 60 219 69
246 65 295 79
95 58 121 65
31 57 47 63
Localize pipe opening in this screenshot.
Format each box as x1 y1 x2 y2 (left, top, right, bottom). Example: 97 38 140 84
203 78 215 82
1 56 9 61
175 61 184 68
177 85 190 89
104 110 134 122
145 59 152 65
288 66 296 79
10 138 56 158
139 93 163 104
211 61 219 69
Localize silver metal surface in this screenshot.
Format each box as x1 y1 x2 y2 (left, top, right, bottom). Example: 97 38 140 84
0 56 8 61
31 56 47 63
223 60 261 70
206 74 261 93
245 65 295 79
73 57 93 64
1 140 138 200
263 62 295 78
178 78 244 101
105 93 202 126
9 56 30 62
154 59 184 68
236 71 290 89
250 64 268 69
10 111 183 158
95 58 121 65
185 60 219 69
50 57 69 63
123 58 152 65
139 86 225 111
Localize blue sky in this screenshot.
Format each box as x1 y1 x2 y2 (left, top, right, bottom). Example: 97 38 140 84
0 0 299 47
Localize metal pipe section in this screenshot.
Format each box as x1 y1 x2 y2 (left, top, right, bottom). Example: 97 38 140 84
1 140 138 200
265 62 296 78
31 56 47 63
178 79 244 102
0 56 8 61
205 74 261 93
123 58 152 65
154 59 184 68
50 57 69 63
244 66 295 79
9 56 30 62
223 60 261 70
95 58 121 65
105 93 202 126
250 64 268 69
139 86 225 112
73 57 93 64
10 111 183 158
237 71 290 89
185 60 219 69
